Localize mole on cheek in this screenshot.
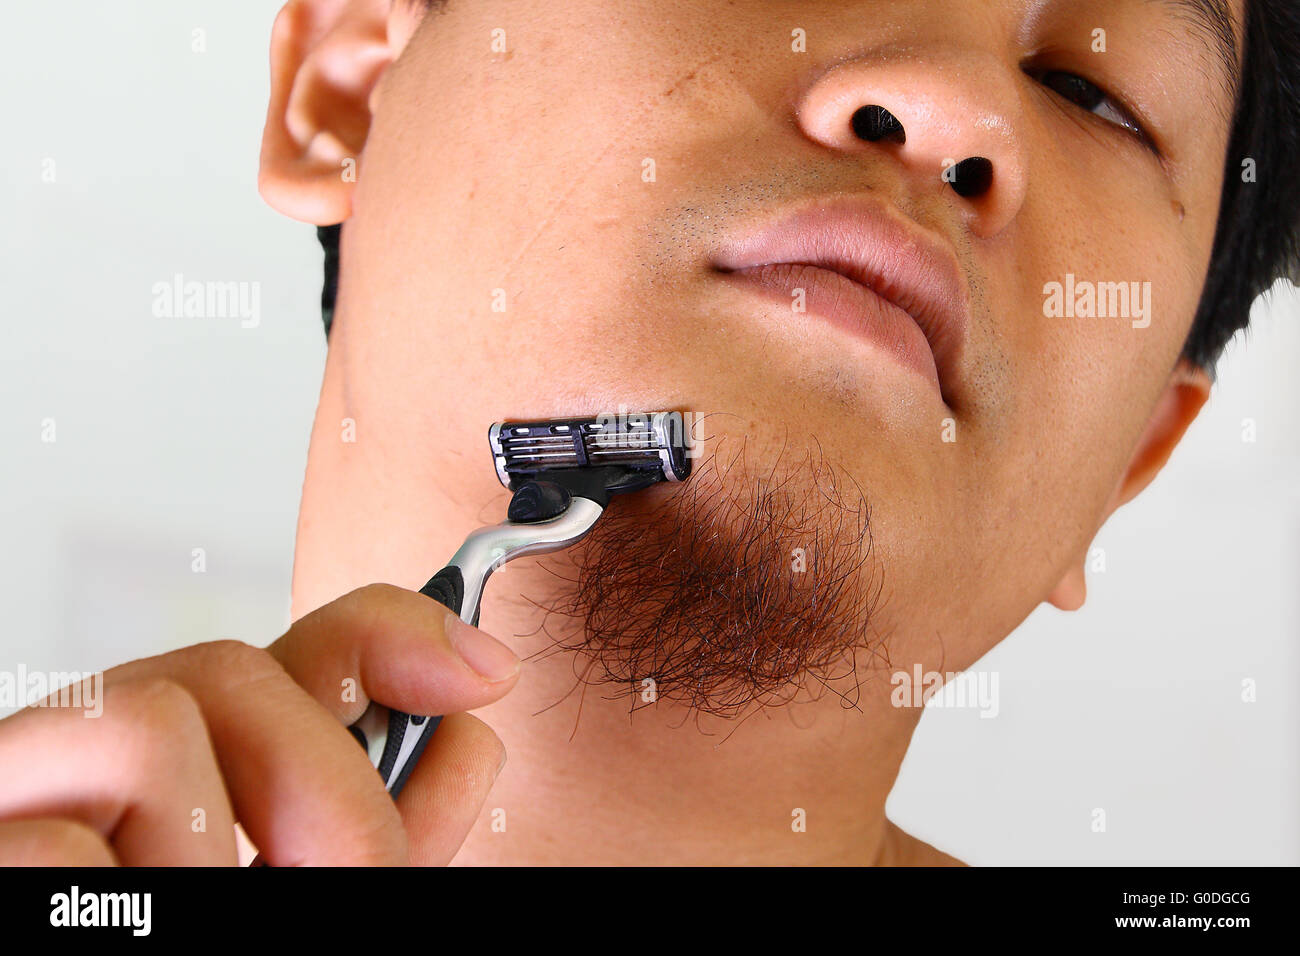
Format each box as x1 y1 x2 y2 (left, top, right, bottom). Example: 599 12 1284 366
1172 200 1186 222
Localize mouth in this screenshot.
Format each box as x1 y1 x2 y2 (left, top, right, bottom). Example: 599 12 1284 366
710 197 969 403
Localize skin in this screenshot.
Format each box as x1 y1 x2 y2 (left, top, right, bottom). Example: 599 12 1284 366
0 586 518 865
0 0 1243 865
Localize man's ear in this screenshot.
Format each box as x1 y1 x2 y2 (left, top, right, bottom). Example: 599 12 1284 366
1047 358 1213 611
259 0 425 225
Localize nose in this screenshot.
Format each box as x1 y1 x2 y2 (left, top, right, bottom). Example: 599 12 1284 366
796 44 1028 238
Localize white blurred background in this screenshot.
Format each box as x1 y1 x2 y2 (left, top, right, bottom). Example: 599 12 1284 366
2 1 1296 865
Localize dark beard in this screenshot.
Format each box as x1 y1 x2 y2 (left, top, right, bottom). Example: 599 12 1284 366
530 438 887 720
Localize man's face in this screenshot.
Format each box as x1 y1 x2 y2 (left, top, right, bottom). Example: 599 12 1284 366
297 0 1238 691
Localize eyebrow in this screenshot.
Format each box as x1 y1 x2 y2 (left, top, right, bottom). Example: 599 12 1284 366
1152 0 1241 99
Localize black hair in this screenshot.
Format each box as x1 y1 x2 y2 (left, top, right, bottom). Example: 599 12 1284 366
317 0 1299 371
1185 0 1300 370
317 224 341 338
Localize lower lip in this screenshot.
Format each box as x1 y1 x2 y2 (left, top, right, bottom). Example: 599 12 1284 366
719 263 941 393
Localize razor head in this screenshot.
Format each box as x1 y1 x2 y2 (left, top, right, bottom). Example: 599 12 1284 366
489 411 692 500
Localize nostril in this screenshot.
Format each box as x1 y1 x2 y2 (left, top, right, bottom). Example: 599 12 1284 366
850 105 906 144
949 156 994 198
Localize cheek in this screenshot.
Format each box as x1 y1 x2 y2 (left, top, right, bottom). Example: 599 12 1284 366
894 136 1218 650
976 148 1207 482
342 2 727 424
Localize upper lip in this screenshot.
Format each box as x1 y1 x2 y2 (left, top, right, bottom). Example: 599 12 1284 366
710 196 969 400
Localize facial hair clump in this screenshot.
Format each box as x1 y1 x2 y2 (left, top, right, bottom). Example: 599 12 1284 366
532 441 887 720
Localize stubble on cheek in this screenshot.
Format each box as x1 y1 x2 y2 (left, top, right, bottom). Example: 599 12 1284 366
527 437 890 720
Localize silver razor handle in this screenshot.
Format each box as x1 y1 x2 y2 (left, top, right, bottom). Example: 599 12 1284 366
350 496 604 797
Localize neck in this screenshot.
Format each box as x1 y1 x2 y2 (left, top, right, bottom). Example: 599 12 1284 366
456 581 921 865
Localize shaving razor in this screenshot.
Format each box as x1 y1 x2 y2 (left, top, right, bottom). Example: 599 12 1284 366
350 410 692 796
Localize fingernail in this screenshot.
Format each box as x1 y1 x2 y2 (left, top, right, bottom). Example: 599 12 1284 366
444 612 520 681
496 748 508 777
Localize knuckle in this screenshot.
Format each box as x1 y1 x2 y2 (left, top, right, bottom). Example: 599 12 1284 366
110 677 204 732
97 678 212 777
347 582 408 609
326 583 414 634
182 639 284 687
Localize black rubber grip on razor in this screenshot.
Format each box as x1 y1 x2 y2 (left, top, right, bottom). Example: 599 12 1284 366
373 566 464 797
377 708 440 797
418 564 465 611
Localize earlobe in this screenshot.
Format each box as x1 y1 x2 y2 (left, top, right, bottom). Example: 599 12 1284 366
1047 563 1087 611
1046 358 1212 614
258 0 414 225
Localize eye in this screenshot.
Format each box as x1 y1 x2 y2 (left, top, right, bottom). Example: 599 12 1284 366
1033 69 1151 145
